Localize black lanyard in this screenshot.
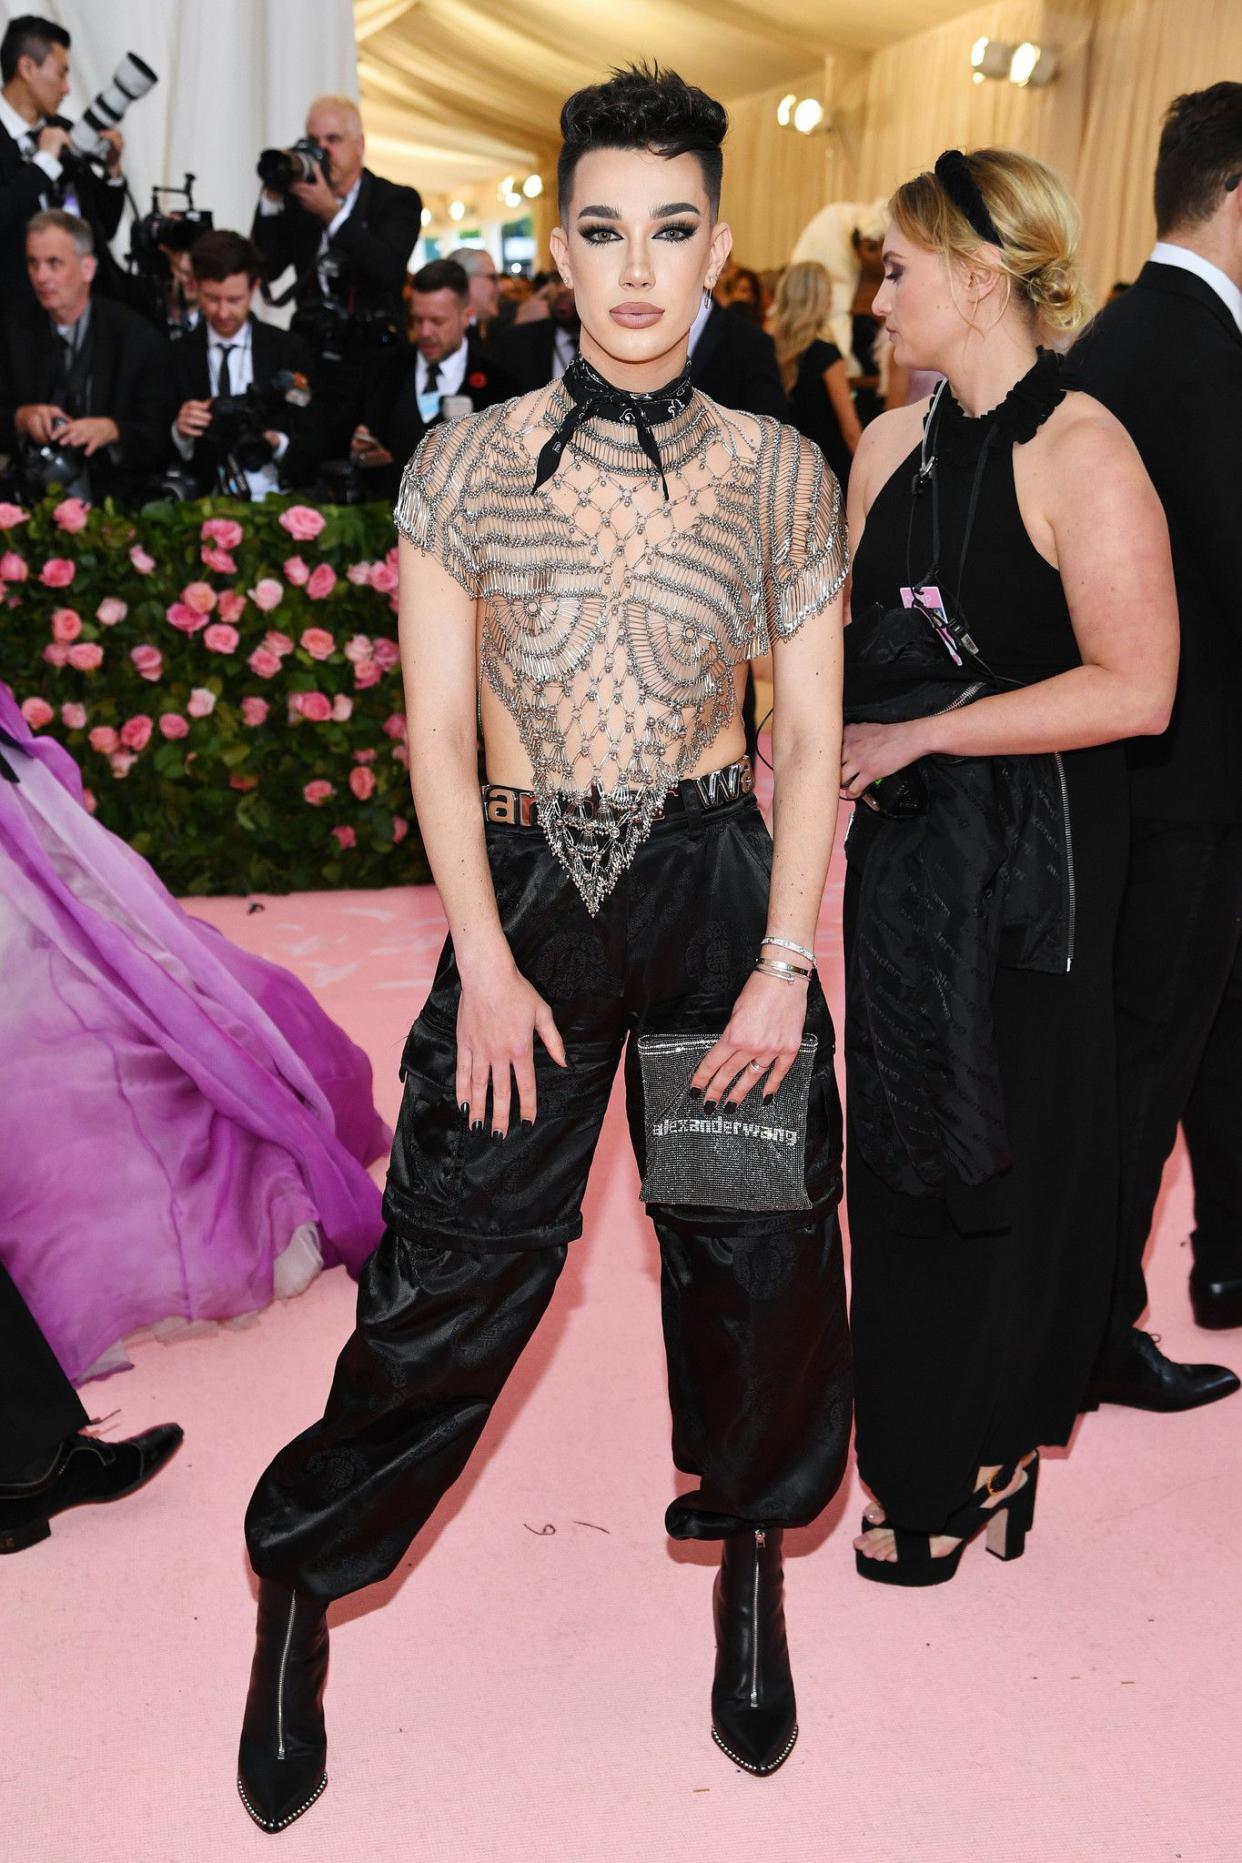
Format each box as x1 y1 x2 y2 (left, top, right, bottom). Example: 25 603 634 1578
904 384 1006 682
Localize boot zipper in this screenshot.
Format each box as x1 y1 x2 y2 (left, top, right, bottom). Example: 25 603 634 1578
750 1529 765 1708
276 1595 297 1761
1051 752 1076 972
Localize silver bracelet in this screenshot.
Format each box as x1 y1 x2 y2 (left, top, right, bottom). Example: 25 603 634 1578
761 934 815 964
754 957 811 983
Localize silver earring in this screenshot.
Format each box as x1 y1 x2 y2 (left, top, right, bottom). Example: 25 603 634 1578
703 285 714 309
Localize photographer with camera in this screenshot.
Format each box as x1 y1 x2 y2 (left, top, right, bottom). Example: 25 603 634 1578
170 230 326 500
0 209 171 506
251 95 422 450
0 16 128 306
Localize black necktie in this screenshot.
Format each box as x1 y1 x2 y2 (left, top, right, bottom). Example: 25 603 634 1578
425 359 440 393
217 345 235 398
534 353 694 501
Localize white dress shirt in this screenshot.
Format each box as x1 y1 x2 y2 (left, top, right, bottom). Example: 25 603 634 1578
551 324 577 379
0 89 61 192
172 320 288 500
1150 240 1242 335
416 337 469 421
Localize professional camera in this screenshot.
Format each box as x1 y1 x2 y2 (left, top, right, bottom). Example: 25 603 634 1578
13 437 88 498
211 371 312 472
68 52 158 161
257 138 329 194
314 457 373 506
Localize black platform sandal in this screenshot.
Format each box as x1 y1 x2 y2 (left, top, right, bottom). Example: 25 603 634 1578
711 1527 798 1775
237 1578 330 1833
855 1453 1039 1588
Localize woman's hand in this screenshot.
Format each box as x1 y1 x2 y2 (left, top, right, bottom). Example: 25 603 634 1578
691 971 810 1105
456 964 566 1137
840 717 930 802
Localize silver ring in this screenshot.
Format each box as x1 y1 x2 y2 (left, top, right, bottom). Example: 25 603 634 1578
748 1060 766 1071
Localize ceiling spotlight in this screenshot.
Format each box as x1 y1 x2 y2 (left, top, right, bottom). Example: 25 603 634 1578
503 189 522 209
523 174 543 198
793 98 825 134
970 37 1014 80
1010 41 1059 86
448 199 466 222
776 92 796 127
419 207 431 226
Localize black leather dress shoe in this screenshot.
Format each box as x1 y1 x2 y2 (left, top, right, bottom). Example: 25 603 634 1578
711 1526 798 1776
0 1424 184 1554
238 1578 329 1834
1085 1329 1240 1412
1189 1265 1242 1331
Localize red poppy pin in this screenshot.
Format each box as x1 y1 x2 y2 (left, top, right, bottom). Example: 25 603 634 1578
468 370 487 389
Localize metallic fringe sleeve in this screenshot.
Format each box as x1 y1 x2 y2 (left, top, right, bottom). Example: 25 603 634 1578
393 425 479 598
755 425 850 654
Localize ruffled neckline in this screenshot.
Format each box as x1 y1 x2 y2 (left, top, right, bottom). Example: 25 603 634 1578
936 348 1075 462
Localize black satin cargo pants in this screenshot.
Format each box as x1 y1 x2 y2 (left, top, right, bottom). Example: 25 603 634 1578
246 784 851 1602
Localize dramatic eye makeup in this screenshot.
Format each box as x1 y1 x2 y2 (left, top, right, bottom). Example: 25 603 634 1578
575 202 703 243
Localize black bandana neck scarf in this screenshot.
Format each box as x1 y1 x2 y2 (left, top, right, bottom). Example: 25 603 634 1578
534 351 695 501
934 149 1005 249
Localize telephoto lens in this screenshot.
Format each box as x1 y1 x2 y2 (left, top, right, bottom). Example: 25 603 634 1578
68 53 158 160
257 139 328 193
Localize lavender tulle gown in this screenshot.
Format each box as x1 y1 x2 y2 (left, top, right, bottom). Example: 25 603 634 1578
0 682 390 1385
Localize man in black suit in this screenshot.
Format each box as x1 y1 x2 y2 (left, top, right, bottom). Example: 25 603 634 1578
351 258 517 501
488 277 580 387
690 296 789 420
251 94 422 450
0 209 171 505
1075 84 1242 1411
170 230 326 498
0 15 129 308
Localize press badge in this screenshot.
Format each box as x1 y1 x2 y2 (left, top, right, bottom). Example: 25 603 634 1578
900 583 963 667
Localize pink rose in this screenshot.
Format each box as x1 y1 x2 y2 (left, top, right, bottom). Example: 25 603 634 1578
120 714 153 752
371 637 400 671
392 815 409 844
83 788 96 814
331 694 353 722
391 742 410 769
300 626 335 660
229 774 258 791
182 580 217 616
292 691 332 723
331 824 357 849
0 502 29 528
89 726 119 755
43 642 69 667
129 544 156 574
280 505 326 542
159 712 190 739
353 747 377 764
247 646 282 679
0 550 28 581
61 702 87 729
283 556 310 587
201 518 243 550
53 497 90 534
354 659 381 689
264 629 294 657
67 642 103 671
382 712 408 740
201 545 237 575
109 751 137 779
303 779 334 806
166 601 208 634
250 577 284 612
349 765 376 800
346 562 372 586
306 563 337 602
21 696 54 729
217 589 246 624
368 560 398 594
40 557 75 588
241 697 269 727
187 688 217 718
130 644 163 682
96 597 127 625
203 623 240 654
51 606 82 643
343 633 372 663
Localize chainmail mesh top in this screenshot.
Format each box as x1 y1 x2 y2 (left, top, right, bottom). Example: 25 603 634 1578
395 380 847 912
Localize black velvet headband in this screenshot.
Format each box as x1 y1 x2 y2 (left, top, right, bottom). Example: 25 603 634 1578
934 149 1004 247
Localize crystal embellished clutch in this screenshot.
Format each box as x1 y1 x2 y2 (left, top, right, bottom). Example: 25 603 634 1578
636 1032 817 1212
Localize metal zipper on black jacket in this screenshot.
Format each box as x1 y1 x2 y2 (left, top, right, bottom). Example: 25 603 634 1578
276 1595 297 1760
751 1529 765 1707
1052 752 1076 972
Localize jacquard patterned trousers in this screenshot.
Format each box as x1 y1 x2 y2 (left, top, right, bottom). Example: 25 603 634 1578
246 787 851 1602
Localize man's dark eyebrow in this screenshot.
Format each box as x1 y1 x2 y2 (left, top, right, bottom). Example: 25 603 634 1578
652 202 701 217
577 204 621 220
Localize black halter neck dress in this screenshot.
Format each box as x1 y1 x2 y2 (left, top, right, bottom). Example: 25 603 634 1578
845 354 1129 1531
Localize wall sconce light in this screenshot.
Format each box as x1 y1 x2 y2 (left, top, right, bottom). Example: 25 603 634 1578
420 207 431 227
522 173 543 199
1010 42 1059 87
970 36 1015 79
776 92 796 127
448 199 466 222
776 93 830 134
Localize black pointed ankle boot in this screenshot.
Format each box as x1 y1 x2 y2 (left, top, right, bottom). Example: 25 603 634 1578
710 1526 798 1776
237 1578 330 1833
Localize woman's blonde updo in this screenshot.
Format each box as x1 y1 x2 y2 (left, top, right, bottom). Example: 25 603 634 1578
890 147 1091 337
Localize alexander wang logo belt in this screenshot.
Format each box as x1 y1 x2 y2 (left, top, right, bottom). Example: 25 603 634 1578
481 755 754 829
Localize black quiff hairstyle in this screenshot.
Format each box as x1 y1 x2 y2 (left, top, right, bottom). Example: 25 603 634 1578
556 62 728 220
1 14 69 85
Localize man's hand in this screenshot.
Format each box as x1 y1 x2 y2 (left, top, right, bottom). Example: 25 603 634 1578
456 965 567 1137
691 970 811 1106
175 399 213 440
351 423 393 466
15 404 69 443
35 124 70 160
290 164 342 224
57 416 120 456
99 128 124 176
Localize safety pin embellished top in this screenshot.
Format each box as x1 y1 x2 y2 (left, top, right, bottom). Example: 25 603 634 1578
396 380 848 913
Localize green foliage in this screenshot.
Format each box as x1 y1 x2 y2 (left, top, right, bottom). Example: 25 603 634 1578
0 491 429 895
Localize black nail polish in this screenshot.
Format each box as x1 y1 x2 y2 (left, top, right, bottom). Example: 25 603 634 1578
491 1128 504 1142
521 1119 534 1131
470 1120 483 1133
459 1101 470 1117
704 1100 717 1113
688 1087 702 1101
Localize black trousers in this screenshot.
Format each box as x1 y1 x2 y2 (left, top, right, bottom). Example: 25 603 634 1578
1111 817 1242 1336
246 787 851 1602
0 1260 87 1482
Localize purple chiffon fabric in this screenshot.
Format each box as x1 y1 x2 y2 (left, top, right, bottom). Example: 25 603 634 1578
0 683 391 1385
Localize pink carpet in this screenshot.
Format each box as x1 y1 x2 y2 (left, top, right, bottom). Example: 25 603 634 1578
5 800 1240 1863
